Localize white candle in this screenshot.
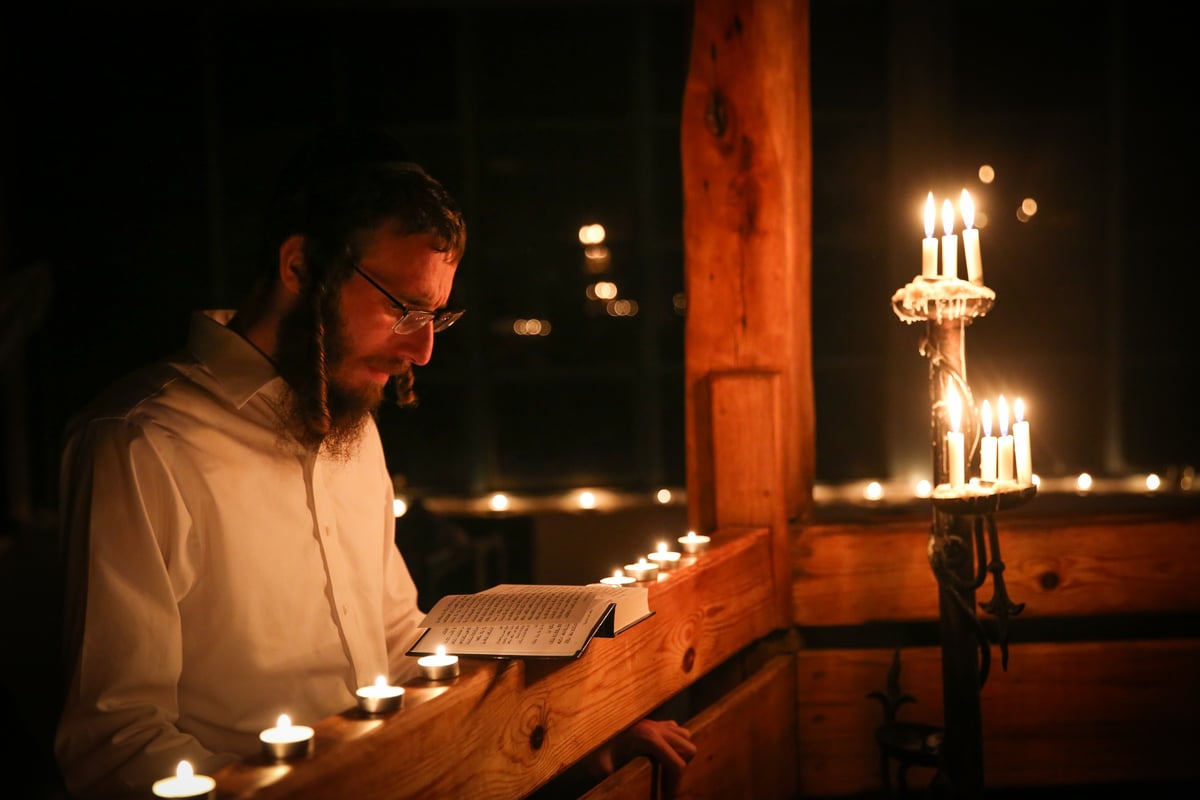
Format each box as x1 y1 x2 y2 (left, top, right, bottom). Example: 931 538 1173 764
979 399 997 484
922 191 938 278
355 674 404 714
259 714 314 761
961 188 983 285
996 394 1015 483
677 530 711 554
940 198 958 280
417 645 460 681
600 569 636 587
646 541 681 571
1013 396 1032 485
946 386 965 490
623 557 659 582
152 761 215 799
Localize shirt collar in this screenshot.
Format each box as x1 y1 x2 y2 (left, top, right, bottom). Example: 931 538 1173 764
187 310 286 409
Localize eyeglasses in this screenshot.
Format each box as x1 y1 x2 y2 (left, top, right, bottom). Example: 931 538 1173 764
352 264 465 335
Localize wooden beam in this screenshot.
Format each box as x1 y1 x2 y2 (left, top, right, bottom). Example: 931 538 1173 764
710 369 793 626
793 510 1200 626
682 0 815 536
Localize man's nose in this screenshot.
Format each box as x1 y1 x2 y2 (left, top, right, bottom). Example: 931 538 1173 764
395 323 435 366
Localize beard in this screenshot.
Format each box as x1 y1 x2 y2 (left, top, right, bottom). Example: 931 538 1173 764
273 288 418 458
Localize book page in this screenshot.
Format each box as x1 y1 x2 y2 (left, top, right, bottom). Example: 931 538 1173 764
416 586 608 658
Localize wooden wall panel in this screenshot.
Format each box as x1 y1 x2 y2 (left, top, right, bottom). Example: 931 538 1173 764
793 511 1200 626
676 654 798 800
796 640 1200 796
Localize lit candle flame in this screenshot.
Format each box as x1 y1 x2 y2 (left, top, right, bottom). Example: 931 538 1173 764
981 399 992 437
276 714 291 729
656 541 667 553
1014 396 1025 423
612 569 623 579
942 198 955 236
924 192 936 238
997 395 1010 436
375 675 388 688
176 761 194 779
435 644 447 658
961 189 975 230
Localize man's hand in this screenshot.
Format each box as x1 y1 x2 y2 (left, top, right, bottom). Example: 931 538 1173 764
586 718 697 799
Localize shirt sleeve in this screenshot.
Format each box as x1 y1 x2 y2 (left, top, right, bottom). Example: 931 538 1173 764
55 416 233 798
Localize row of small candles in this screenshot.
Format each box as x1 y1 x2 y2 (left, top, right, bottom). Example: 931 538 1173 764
598 530 712 586
922 189 984 285
945 388 1033 490
153 657 461 797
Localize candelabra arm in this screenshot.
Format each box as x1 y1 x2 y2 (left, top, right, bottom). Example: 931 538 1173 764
978 513 1026 672
928 528 993 688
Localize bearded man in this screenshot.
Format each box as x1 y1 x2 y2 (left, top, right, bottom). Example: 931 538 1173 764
53 128 694 799
54 128 466 796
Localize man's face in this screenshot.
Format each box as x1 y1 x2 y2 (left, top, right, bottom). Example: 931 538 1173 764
329 226 459 412
273 225 459 453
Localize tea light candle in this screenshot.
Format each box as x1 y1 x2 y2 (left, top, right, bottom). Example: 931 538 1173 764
623 557 659 582
1013 396 1032 485
979 399 997 484
946 386 965 490
417 645 460 681
677 530 711 554
997 394 1015 483
356 675 404 714
646 541 681 571
921 192 938 278
961 188 983 285
152 761 215 799
600 569 636 587
940 198 958 280
259 714 314 761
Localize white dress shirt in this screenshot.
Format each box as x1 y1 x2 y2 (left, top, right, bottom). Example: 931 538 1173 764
55 310 426 798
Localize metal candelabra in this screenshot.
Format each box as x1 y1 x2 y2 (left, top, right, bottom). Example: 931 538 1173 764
879 275 1037 798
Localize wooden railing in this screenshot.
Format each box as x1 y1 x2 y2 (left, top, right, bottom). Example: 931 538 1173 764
213 528 793 799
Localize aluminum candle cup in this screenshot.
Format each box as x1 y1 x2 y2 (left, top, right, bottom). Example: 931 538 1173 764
600 570 636 587
417 647 460 681
355 676 405 714
152 761 215 799
259 714 314 761
677 531 711 554
623 558 659 582
647 547 681 571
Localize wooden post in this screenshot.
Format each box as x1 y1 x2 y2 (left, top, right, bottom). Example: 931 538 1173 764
681 0 815 544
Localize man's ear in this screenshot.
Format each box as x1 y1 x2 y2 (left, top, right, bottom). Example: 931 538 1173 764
278 234 306 294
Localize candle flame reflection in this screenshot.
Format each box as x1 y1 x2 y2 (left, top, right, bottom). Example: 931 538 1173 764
947 386 962 433
942 198 955 235
961 189 976 230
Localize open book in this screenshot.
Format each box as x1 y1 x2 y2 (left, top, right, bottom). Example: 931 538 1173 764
406 583 654 660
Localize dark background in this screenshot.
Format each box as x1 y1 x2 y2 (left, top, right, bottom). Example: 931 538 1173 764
3 0 1198 516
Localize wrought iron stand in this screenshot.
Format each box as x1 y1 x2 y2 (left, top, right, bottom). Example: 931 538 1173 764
879 277 1037 798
